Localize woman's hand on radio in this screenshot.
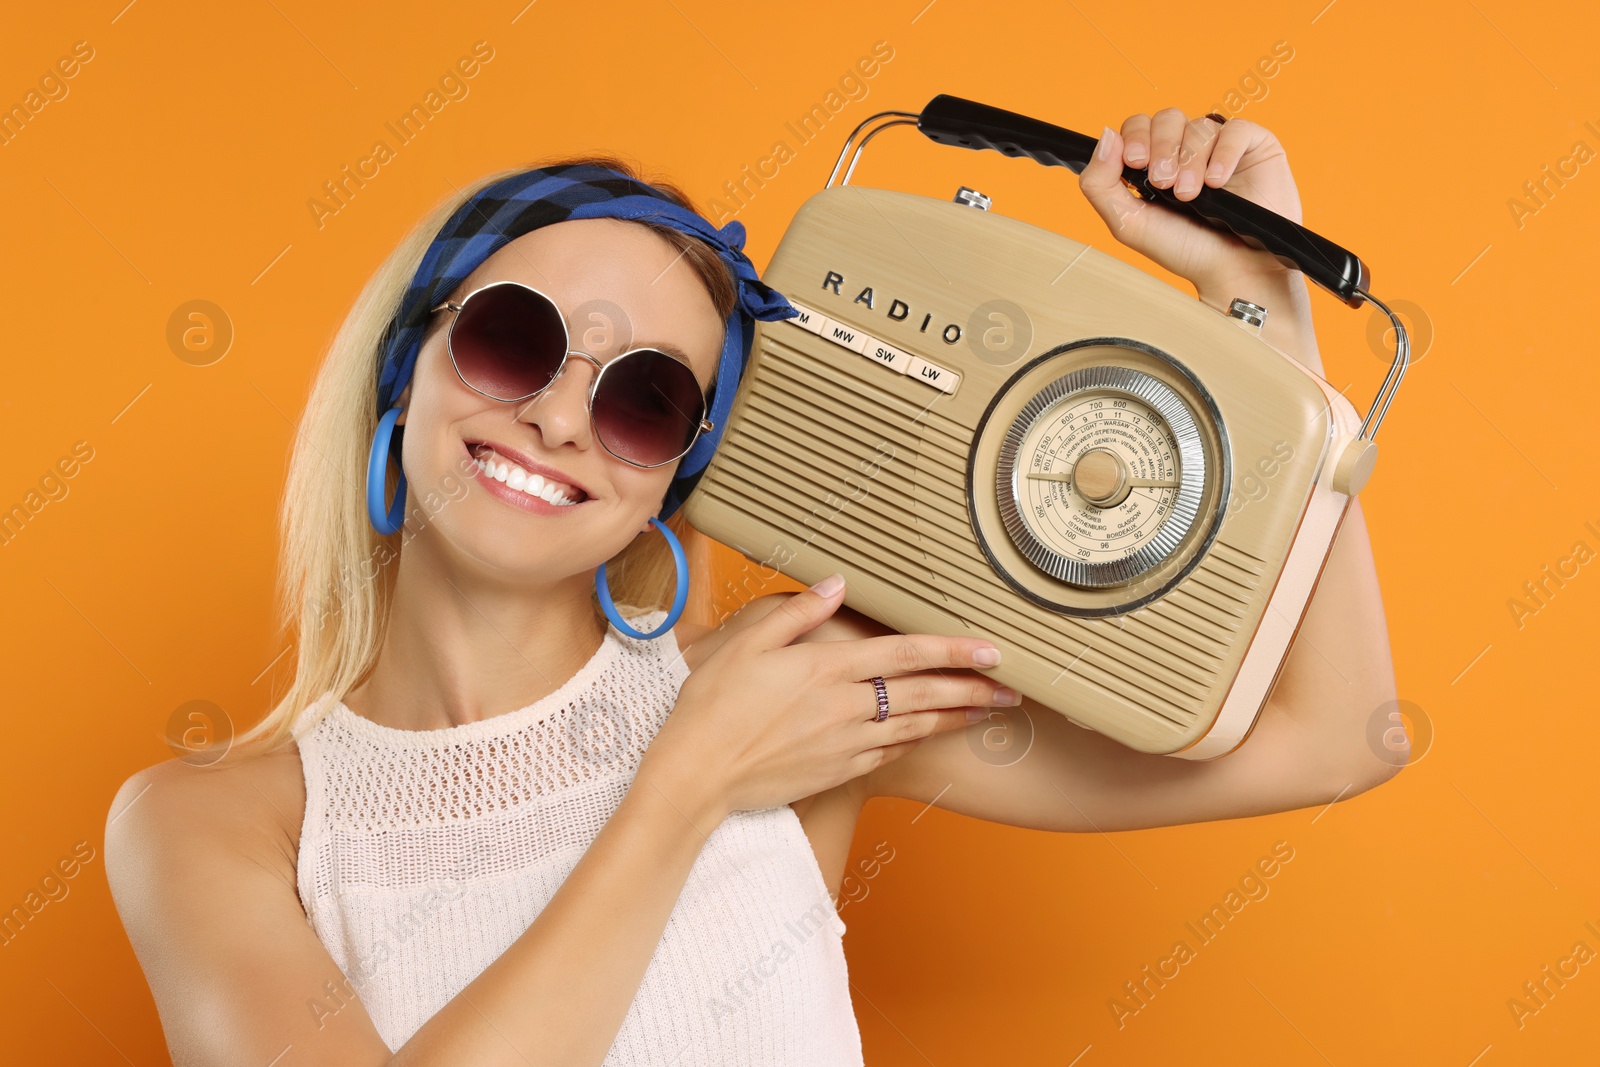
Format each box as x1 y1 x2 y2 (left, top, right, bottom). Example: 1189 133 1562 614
1080 108 1303 294
645 576 1011 816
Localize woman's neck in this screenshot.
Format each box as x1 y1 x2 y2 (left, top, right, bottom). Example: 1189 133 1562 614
342 534 609 732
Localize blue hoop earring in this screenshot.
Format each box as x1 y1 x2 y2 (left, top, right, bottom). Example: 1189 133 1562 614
366 406 407 535
596 516 688 640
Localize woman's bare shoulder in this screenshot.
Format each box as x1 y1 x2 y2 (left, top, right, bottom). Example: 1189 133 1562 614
106 740 306 892
104 740 395 1062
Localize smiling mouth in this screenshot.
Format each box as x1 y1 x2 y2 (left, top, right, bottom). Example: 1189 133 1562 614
468 444 590 506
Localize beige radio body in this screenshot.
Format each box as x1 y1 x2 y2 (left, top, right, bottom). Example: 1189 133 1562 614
683 186 1366 758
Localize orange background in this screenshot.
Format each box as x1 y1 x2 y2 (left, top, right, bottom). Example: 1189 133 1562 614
2 1 1596 1063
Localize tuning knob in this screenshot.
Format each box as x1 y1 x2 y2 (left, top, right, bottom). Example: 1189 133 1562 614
1330 437 1378 496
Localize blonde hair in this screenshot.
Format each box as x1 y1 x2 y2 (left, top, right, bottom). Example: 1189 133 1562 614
232 154 736 758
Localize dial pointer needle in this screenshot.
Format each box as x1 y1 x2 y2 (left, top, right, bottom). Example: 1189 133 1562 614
1024 471 1179 489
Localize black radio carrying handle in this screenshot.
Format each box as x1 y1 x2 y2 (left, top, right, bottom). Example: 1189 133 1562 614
823 94 1407 443
913 94 1370 310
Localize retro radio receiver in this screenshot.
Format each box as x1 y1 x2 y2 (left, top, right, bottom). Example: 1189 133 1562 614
682 95 1409 758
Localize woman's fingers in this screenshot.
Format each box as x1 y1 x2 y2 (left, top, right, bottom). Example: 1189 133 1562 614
816 630 1000 686
735 576 848 655
1172 115 1226 199
1202 118 1256 188
848 670 1014 723
1118 112 1152 165
1112 109 1234 201
1081 125 1147 237
1087 109 1224 233
853 708 986 764
1144 107 1191 187
850 734 927 776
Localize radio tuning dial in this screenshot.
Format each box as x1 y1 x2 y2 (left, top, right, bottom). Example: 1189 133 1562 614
995 364 1209 589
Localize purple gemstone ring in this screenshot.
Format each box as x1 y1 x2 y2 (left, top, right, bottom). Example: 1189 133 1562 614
870 676 890 722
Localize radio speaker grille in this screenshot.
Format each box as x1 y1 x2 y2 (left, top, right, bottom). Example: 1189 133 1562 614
694 331 1270 738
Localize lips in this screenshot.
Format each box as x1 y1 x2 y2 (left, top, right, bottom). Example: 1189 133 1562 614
465 440 591 506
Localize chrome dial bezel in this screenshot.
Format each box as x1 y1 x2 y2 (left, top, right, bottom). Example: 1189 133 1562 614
995 364 1206 588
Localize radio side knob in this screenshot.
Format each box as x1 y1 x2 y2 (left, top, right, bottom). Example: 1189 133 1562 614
1330 437 1379 496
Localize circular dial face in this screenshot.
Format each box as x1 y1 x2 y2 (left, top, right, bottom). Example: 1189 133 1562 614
1017 393 1180 558
997 365 1207 588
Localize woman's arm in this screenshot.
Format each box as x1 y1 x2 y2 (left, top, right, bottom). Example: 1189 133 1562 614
393 751 728 1065
107 755 397 1066
108 745 731 1067
851 486 1400 830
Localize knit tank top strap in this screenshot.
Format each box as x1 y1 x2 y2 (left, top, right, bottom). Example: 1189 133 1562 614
291 610 863 1064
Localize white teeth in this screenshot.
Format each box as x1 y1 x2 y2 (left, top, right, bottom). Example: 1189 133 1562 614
473 448 580 506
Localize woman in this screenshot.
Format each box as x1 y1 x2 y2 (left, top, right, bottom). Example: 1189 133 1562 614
105 108 1402 1065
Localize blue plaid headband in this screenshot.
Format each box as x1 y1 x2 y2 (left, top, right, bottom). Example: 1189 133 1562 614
374 163 797 520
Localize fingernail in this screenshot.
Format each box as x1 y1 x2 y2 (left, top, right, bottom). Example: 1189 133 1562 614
1096 126 1115 162
810 572 844 598
1126 143 1147 165
993 687 1022 706
1176 172 1197 196
966 708 988 723
1152 157 1174 181
972 646 1002 666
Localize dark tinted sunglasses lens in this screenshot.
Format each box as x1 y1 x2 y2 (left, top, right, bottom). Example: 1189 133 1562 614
451 285 566 400
593 350 705 466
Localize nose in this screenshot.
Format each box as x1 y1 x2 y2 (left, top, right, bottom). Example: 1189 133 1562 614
514 350 601 449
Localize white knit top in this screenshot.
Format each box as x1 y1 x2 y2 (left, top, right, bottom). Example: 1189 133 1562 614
291 610 864 1063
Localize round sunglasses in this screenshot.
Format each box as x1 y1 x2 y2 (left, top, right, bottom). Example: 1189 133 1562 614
430 280 714 469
